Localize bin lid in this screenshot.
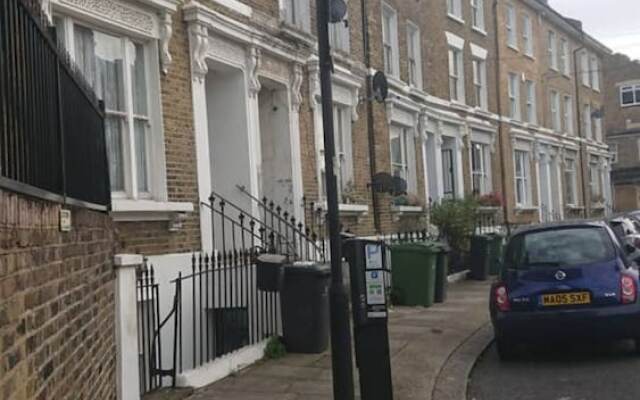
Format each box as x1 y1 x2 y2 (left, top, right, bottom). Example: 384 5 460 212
257 254 288 266
390 242 440 254
285 262 331 277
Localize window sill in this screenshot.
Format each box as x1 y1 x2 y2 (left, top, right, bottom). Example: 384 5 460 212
447 14 466 25
319 202 369 218
471 26 487 36
566 205 584 211
477 206 501 213
507 44 519 53
278 23 315 47
515 206 537 214
524 53 535 61
110 199 194 222
591 203 606 210
450 101 469 111
391 205 424 222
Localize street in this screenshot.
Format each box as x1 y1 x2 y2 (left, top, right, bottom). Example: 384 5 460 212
468 340 640 400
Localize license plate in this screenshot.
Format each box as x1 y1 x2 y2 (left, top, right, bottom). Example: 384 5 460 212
541 292 591 306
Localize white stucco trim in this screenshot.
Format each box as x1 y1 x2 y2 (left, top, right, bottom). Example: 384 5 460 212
445 31 465 50
470 43 488 60
207 0 252 17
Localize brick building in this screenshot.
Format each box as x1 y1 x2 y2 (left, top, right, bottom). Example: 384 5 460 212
604 53 640 211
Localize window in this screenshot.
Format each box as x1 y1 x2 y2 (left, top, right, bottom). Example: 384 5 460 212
610 143 618 164
471 0 485 30
382 4 399 77
590 56 600 91
560 38 570 76
564 158 577 206
407 23 422 88
449 47 465 102
334 105 353 202
514 150 530 206
508 73 520 120
581 51 590 87
589 162 601 198
522 14 533 56
448 0 463 20
282 0 311 32
549 90 560 132
621 84 640 106
563 95 574 135
547 31 558 70
66 22 159 198
473 59 487 109
583 104 592 140
390 126 416 193
593 106 603 142
329 6 350 52
471 142 491 195
525 80 536 124
442 148 456 198
506 4 517 49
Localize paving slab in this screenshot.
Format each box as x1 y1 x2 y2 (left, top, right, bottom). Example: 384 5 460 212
181 280 491 400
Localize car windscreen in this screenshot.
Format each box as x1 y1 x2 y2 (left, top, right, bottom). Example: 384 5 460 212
504 227 616 270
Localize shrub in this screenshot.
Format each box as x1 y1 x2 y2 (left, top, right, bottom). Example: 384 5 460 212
264 336 287 360
430 198 479 256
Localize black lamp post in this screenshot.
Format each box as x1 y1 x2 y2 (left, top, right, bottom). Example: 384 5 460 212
315 1 356 399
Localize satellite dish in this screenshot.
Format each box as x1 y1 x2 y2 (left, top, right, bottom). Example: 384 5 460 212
329 0 348 23
372 71 389 103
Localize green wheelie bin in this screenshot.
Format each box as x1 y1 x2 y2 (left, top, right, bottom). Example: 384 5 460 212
390 242 438 307
470 234 491 281
487 233 504 276
433 242 451 303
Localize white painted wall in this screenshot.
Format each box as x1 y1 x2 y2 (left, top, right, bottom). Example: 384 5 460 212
258 85 294 213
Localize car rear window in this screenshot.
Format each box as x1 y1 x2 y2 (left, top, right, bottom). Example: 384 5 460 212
504 227 615 270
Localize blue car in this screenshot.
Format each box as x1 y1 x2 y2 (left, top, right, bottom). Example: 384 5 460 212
490 221 640 360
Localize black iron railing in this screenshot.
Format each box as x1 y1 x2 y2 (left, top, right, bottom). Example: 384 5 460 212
0 0 109 209
136 263 163 394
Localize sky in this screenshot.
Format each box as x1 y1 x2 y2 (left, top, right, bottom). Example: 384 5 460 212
551 0 640 60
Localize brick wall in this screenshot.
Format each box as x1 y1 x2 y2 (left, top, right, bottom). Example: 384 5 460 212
0 189 117 400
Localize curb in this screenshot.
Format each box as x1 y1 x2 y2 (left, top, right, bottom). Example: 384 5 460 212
431 322 494 400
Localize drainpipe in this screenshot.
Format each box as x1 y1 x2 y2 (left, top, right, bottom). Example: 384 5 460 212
573 41 587 218
361 0 381 233
493 0 510 230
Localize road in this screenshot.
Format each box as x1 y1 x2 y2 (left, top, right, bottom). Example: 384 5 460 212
468 340 640 400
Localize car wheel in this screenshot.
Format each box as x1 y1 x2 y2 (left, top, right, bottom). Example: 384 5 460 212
496 338 517 361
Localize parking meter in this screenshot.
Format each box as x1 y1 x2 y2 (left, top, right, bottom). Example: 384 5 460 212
343 238 393 400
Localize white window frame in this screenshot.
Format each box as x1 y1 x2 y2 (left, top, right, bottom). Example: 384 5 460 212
448 44 465 103
470 141 491 195
447 0 464 21
281 0 311 32
514 149 531 207
522 14 533 57
471 0 485 31
550 90 561 132
390 125 417 194
53 13 166 203
621 84 640 107
506 4 517 50
593 105 603 142
525 80 537 124
583 104 593 140
508 72 521 120
581 51 590 87
548 30 558 71
382 3 400 78
589 161 601 199
472 58 487 110
590 55 601 91
406 21 422 89
563 95 574 135
564 157 578 206
329 5 350 52
318 103 355 203
560 38 570 76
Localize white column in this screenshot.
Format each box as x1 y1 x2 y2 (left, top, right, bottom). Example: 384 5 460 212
188 22 213 253
433 122 445 202
246 46 263 217
114 254 144 400
289 64 305 221
454 135 465 199
556 154 565 220
534 149 542 222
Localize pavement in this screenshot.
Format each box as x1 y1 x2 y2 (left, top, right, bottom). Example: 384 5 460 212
165 280 494 400
468 340 640 400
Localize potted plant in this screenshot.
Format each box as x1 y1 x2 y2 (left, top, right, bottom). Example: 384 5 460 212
477 192 503 208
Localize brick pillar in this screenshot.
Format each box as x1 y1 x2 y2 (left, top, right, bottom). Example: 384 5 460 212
114 254 144 400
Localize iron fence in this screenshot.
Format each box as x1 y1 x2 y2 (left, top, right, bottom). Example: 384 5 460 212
136 263 164 394
0 0 109 209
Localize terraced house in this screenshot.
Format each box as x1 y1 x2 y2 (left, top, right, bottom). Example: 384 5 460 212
0 0 616 399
